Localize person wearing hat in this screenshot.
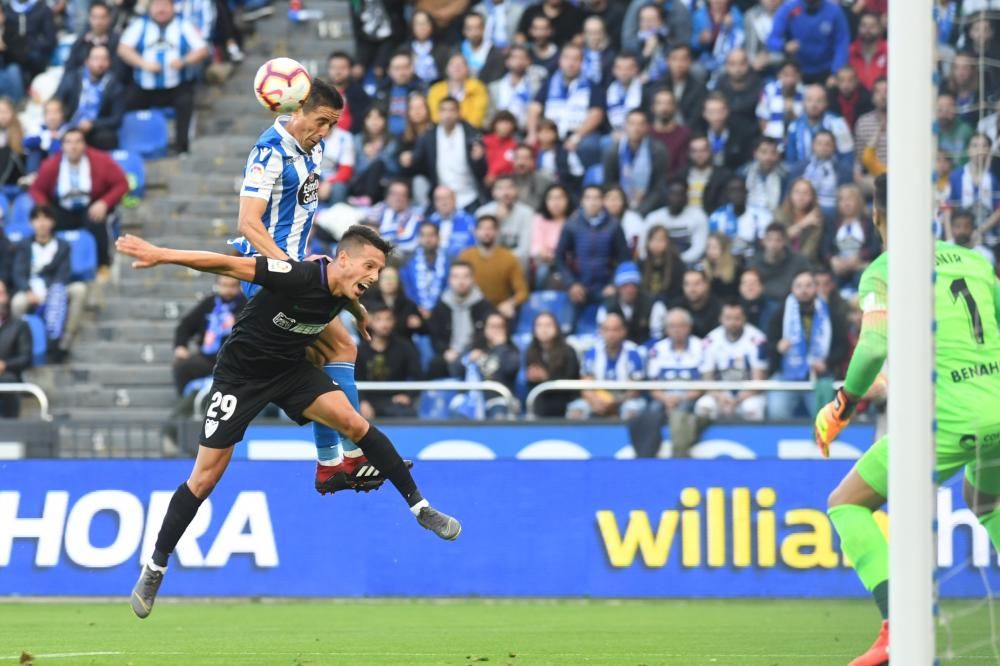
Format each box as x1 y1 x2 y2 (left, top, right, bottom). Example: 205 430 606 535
596 261 656 345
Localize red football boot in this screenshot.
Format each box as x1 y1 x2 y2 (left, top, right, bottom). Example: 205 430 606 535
849 621 889 666
314 459 384 495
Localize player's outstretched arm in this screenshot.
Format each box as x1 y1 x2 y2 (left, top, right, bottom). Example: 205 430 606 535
116 234 257 282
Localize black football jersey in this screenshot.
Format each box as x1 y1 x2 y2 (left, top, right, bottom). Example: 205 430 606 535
213 256 351 379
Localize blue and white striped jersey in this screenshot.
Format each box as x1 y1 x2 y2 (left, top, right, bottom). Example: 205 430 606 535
120 15 206 90
231 116 325 264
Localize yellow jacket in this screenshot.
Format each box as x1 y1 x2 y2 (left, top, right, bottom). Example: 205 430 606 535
427 79 490 129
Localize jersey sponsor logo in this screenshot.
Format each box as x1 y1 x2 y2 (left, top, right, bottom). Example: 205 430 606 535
252 145 273 165
267 259 292 273
298 172 320 208
272 312 328 335
205 418 219 438
949 360 1000 383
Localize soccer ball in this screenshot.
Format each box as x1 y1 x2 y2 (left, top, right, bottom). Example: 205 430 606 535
253 58 312 114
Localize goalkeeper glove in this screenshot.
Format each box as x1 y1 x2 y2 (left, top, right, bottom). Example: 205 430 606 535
814 387 858 458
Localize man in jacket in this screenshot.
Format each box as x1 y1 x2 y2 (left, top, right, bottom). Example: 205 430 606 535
55 46 126 151
28 128 129 269
0 280 32 417
427 261 495 378
603 109 670 216
356 304 423 419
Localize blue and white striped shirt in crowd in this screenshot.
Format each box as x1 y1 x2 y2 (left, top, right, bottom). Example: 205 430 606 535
174 0 216 42
582 341 645 381
120 14 206 90
231 116 325 264
755 79 804 142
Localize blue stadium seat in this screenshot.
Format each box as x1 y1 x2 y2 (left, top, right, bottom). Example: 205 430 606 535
0 192 9 223
418 383 458 420
57 230 98 282
119 110 169 159
583 164 604 187
575 303 600 336
23 314 47 366
8 192 34 237
111 150 146 200
515 290 574 335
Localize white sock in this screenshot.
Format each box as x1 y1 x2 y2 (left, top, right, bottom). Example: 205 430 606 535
147 561 167 573
409 499 429 516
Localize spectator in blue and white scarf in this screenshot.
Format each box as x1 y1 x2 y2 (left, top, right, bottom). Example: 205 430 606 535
54 45 126 151
401 221 450 314
171 275 246 394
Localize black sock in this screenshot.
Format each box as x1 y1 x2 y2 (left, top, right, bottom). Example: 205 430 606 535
356 425 422 506
872 580 889 620
152 482 205 567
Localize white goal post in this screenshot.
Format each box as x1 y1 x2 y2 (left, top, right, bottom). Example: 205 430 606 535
887 0 936 661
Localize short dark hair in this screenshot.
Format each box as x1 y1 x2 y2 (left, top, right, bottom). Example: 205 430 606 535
582 184 603 197
489 110 518 133
626 108 648 121
387 178 411 196
475 214 499 229
417 220 440 235
302 77 344 113
721 300 746 313
668 43 692 57
812 129 836 144
755 136 779 151
438 96 460 110
464 11 485 27
89 0 109 12
30 205 56 222
450 260 473 274
63 127 87 142
952 207 975 225
615 51 640 66
367 302 391 316
339 225 394 258
764 221 788 237
328 50 353 66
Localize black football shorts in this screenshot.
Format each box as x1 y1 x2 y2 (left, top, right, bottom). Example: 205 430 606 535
199 361 343 448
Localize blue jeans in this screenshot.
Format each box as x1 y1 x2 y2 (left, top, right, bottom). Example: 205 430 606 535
0 64 24 103
765 372 816 420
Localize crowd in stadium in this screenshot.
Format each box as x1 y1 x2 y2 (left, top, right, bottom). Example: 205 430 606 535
1 0 999 430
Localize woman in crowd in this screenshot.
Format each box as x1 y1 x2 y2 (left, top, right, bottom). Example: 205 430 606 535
822 184 881 295
524 311 580 418
775 177 825 264
738 267 773 331
604 185 645 257
639 225 686 304
350 106 399 203
531 183 572 289
702 232 740 300
407 10 449 88
362 265 423 342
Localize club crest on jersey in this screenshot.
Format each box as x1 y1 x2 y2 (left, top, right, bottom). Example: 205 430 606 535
205 418 219 438
267 258 292 273
299 172 320 208
272 312 328 335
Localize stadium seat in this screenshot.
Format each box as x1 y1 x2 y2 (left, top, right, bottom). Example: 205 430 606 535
0 192 9 223
23 314 47 366
112 150 146 201
515 290 574 335
57 230 98 282
119 110 169 159
8 192 34 237
583 164 604 187
574 303 600 336
418 383 458 420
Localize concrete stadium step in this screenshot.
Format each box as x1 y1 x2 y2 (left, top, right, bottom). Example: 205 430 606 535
101 298 198 321
50 363 174 386
57 407 173 423
167 173 245 196
79 320 177 343
117 235 233 252
70 340 174 364
115 278 216 300
137 217 236 238
57 385 177 409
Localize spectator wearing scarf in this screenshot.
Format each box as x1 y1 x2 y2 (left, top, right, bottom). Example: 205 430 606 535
3 0 56 84
459 12 505 84
54 45 127 151
691 1 745 76
789 130 852 215
766 270 841 419
28 129 129 268
171 274 246 394
400 222 450 312
602 110 670 216
604 53 643 136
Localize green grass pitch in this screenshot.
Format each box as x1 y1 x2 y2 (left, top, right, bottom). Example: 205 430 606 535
1 599 996 665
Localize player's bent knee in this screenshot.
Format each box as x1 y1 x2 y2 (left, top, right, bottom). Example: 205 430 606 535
307 392 368 441
964 478 1000 516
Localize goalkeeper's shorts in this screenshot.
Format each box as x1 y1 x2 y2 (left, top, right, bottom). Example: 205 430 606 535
856 423 1000 497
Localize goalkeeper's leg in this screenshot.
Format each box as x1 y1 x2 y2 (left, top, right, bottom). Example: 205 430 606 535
827 437 890 666
963 459 1000 551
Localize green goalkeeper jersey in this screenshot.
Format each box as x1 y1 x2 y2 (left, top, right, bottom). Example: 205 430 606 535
844 241 1000 428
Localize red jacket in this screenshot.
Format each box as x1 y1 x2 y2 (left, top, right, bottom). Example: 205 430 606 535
484 133 516 181
848 39 888 91
29 147 129 209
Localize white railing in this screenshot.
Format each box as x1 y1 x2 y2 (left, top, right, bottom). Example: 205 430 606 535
524 379 816 418
193 380 519 418
0 383 52 421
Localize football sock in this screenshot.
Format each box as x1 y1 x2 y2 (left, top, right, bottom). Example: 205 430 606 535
355 424 423 506
978 506 1000 551
828 504 889 620
152 481 205 568
314 363 359 464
